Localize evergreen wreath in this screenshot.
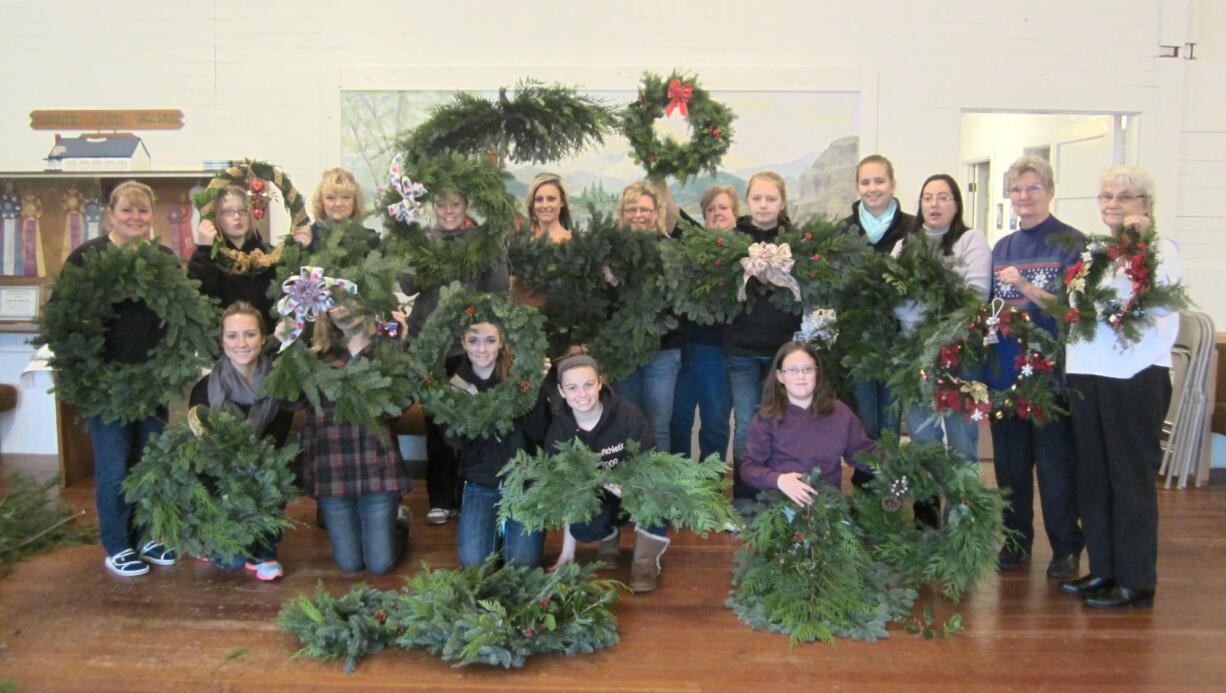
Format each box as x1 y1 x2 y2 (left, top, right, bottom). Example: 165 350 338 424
408 283 549 439
278 558 622 672
1055 224 1189 348
34 240 218 423
507 211 675 380
193 159 309 276
263 230 417 433
833 235 978 387
497 439 736 535
728 478 916 644
659 222 751 325
775 218 873 314
619 70 735 182
381 150 519 291
0 473 93 577
850 434 1010 601
892 301 1064 425
404 80 618 165
123 407 300 561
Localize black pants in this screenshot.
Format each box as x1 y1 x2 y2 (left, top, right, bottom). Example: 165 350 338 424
1068 367 1170 590
425 353 464 511
989 411 1083 557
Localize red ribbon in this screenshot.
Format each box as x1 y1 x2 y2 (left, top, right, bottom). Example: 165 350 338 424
665 79 693 117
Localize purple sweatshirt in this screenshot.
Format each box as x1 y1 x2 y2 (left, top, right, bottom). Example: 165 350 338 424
740 399 875 491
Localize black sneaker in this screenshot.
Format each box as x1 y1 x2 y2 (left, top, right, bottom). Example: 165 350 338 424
998 547 1031 571
105 548 150 577
139 541 179 566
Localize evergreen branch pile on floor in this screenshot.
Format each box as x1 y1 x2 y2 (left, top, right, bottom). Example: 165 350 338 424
0 473 93 576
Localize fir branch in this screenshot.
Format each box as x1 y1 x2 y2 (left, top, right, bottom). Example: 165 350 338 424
0 474 93 575
610 448 735 535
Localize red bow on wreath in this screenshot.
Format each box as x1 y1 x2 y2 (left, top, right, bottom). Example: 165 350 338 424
935 389 961 412
665 78 693 117
1016 397 1045 423
963 398 991 419
939 343 961 369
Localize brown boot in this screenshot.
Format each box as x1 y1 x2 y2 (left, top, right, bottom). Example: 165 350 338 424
596 530 621 562
629 529 670 592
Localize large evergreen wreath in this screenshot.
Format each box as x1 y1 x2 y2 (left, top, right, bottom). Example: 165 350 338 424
891 301 1064 424
409 283 549 439
278 558 622 672
507 212 674 380
263 230 416 433
1055 223 1189 348
35 240 218 423
619 70 735 182
834 235 979 387
193 159 309 276
405 80 617 165
497 440 735 535
123 408 299 561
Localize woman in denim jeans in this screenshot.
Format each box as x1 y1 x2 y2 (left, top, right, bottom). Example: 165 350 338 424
443 320 549 567
296 301 411 575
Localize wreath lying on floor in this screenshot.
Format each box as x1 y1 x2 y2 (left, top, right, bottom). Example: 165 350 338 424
1055 223 1189 348
729 434 1007 644
279 558 622 672
404 80 617 166
892 301 1064 424
123 407 299 561
497 440 735 535
35 240 218 423
507 212 674 380
193 159 309 276
381 151 518 291
619 70 735 182
409 283 549 439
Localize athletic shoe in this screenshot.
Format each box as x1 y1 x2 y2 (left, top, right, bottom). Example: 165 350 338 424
138 541 179 566
244 561 284 582
105 548 150 577
425 507 453 525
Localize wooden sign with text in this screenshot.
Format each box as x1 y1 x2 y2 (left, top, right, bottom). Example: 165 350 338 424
29 109 184 131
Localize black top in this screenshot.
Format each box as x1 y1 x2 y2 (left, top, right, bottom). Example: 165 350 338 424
441 360 550 488
64 236 171 365
841 199 916 255
189 374 294 447
187 234 277 325
544 388 654 468
721 216 801 357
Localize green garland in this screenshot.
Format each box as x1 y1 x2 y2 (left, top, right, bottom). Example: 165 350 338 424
405 80 617 165
193 158 309 276
34 240 218 423
1055 224 1190 347
658 222 750 325
834 234 978 387
850 435 1010 601
264 229 417 433
279 559 622 672
619 71 735 182
774 218 873 313
891 302 1065 425
497 439 735 535
507 211 674 380
0 473 93 577
123 408 300 561
408 283 549 439
382 150 518 290
728 478 915 644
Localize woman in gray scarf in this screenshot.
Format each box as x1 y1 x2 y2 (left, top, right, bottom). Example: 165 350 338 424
188 301 294 580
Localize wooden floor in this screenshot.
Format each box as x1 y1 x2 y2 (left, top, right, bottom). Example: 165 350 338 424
1 464 1224 692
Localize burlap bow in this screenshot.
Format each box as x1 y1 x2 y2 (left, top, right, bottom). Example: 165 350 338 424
738 242 802 302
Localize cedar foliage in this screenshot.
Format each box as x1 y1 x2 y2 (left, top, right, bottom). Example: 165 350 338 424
0 473 92 576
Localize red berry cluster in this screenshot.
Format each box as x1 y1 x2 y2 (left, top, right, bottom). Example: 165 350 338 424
248 176 268 220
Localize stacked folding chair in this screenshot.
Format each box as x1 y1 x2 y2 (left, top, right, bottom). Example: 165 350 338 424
1160 311 1217 488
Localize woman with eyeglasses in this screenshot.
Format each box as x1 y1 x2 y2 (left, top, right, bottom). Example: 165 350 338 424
988 155 1084 580
739 341 875 506
893 174 991 463
1059 165 1181 608
189 184 283 324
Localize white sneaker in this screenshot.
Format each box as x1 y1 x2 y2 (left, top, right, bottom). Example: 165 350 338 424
425 507 453 525
105 548 150 577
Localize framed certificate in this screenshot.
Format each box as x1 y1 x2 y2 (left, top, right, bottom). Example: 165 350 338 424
0 284 40 321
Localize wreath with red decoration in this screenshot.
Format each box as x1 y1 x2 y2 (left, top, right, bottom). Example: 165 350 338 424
192 159 310 275
1055 224 1189 348
896 301 1064 425
618 70 735 182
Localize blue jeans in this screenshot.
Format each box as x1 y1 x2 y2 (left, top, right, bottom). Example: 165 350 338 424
87 415 164 556
850 379 900 439
613 348 681 454
568 491 668 542
728 354 774 501
905 403 980 463
456 481 544 568
670 342 732 460
318 491 405 575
